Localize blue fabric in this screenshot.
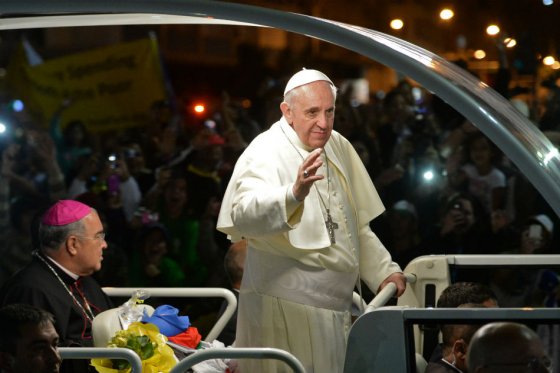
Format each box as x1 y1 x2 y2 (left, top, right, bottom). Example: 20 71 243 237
141 305 190 336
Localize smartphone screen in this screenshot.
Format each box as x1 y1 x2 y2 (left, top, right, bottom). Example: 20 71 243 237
528 224 543 239
107 174 120 195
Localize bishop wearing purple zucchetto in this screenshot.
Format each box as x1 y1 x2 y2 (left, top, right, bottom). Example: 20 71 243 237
0 199 113 373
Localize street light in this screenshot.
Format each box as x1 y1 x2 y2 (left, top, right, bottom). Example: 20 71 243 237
543 56 556 66
486 24 500 36
504 37 517 48
474 50 486 59
193 103 206 114
439 8 454 21
390 18 404 30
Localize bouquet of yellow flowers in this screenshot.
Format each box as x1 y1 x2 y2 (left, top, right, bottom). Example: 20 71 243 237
91 322 177 373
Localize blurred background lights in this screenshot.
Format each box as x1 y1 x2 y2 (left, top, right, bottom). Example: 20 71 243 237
543 56 556 66
504 37 517 48
543 0 554 5
474 49 486 59
193 103 206 114
0 122 6 134
486 24 500 36
241 98 252 109
204 119 216 130
422 170 435 182
552 61 560 70
439 8 454 20
11 99 24 112
390 19 404 30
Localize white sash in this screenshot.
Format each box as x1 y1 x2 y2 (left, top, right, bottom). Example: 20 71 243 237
242 247 357 312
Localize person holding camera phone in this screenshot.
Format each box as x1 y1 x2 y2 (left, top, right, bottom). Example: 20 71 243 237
104 151 142 223
451 131 507 217
488 214 555 308
120 142 154 195
420 193 493 281
68 151 141 223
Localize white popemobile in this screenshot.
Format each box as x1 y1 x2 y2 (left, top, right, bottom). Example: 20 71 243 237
1 1 560 372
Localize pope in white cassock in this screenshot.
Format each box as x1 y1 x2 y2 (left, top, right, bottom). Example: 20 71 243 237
217 68 407 373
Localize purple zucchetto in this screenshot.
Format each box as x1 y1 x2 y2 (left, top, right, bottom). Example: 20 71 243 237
41 200 92 226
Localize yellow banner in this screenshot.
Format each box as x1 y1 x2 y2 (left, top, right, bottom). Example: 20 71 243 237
7 38 167 132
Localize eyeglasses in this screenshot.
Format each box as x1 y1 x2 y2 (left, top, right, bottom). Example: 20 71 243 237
481 356 553 373
74 232 106 242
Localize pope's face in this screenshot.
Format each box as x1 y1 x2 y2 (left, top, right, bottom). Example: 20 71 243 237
281 81 335 149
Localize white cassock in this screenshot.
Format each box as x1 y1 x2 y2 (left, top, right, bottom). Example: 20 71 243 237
217 117 402 373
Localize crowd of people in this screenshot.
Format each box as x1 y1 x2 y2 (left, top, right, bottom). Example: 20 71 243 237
0 62 559 371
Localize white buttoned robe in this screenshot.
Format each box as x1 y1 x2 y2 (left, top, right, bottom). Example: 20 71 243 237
217 117 402 373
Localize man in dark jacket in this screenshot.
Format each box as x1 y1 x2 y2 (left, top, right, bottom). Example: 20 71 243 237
0 303 61 373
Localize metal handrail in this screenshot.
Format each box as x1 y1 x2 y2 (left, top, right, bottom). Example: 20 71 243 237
168 347 306 373
365 273 416 313
102 287 237 342
58 347 142 373
352 291 367 312
445 254 560 267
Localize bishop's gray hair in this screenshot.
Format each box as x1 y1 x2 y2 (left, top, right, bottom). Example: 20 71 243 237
38 208 97 252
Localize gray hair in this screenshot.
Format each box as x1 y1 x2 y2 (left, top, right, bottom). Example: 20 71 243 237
38 218 86 252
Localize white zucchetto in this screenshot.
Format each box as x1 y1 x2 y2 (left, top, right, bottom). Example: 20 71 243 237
284 68 334 96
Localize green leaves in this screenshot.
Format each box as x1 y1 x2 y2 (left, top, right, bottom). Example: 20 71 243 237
107 329 156 370
127 335 155 361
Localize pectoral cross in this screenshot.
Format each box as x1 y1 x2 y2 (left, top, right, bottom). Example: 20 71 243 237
325 209 338 245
